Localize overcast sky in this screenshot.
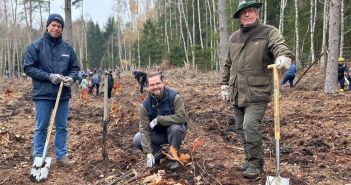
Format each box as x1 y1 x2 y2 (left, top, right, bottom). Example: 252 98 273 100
51 0 115 27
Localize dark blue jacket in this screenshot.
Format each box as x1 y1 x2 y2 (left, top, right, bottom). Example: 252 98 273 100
143 88 177 125
285 64 297 77
24 31 80 100
338 63 348 78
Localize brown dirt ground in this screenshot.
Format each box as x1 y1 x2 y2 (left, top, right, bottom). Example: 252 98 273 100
0 67 350 185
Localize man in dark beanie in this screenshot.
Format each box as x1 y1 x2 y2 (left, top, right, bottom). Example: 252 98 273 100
220 0 294 179
46 13 65 29
24 13 79 167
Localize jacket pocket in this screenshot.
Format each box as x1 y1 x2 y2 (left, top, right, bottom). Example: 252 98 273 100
247 76 272 102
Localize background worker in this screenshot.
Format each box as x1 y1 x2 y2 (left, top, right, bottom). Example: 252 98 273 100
338 57 348 92
132 70 147 93
281 63 297 87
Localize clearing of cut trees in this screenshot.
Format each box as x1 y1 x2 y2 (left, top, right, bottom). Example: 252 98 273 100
0 67 350 185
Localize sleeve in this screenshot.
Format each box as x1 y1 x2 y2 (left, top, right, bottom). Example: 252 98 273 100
139 105 153 154
221 49 232 85
23 44 51 81
157 94 187 127
267 28 294 61
68 46 80 82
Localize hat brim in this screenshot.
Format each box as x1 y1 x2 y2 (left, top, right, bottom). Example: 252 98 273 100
233 3 263 19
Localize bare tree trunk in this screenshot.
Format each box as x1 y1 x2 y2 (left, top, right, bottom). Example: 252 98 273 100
279 0 287 33
321 0 329 69
29 0 32 41
39 1 44 32
310 0 317 63
177 0 189 66
64 0 73 45
339 0 344 57
218 0 228 71
294 0 300 67
263 0 267 24
164 0 170 53
197 0 204 49
324 0 341 94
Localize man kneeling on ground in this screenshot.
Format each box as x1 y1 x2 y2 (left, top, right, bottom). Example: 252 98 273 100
133 72 187 170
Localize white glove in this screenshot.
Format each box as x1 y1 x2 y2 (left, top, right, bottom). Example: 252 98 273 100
49 74 64 84
146 153 155 168
275 56 291 70
149 118 157 129
220 85 230 101
63 76 74 87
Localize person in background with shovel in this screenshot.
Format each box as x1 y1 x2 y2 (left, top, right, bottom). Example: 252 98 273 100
133 71 187 171
24 13 80 169
220 0 293 179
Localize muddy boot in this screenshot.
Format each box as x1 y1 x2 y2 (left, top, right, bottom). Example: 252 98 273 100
168 160 180 171
238 161 249 171
243 166 262 179
56 157 75 167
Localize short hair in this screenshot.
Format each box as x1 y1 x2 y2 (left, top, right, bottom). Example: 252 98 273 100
147 71 163 80
146 71 164 86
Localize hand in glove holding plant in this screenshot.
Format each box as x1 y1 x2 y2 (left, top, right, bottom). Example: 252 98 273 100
146 153 155 168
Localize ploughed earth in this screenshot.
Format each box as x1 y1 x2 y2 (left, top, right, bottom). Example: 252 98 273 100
0 67 350 185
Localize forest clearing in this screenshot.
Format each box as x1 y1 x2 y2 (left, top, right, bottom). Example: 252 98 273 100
0 67 350 185
1 0 351 184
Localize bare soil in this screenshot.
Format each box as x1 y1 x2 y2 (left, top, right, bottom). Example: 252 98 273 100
0 67 350 185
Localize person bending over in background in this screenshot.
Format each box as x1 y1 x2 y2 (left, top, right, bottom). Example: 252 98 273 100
132 70 147 93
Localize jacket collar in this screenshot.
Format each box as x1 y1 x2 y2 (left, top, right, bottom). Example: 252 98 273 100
241 18 260 32
43 31 62 45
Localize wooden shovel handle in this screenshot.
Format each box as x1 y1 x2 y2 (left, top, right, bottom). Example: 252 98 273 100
42 82 64 161
267 64 280 140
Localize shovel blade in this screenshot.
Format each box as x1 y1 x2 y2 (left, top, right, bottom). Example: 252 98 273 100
266 175 289 185
30 157 52 182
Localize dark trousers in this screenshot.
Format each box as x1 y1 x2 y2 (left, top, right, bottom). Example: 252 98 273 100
92 83 99 95
140 81 146 93
133 124 187 159
281 74 295 87
234 103 267 170
338 75 345 89
108 88 113 99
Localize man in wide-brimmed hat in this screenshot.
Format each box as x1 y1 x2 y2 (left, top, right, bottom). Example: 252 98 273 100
220 0 294 179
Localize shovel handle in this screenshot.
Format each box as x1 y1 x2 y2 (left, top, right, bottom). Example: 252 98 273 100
42 82 64 163
267 64 280 140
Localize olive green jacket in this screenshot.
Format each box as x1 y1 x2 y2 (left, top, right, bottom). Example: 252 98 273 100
139 90 187 154
221 20 293 107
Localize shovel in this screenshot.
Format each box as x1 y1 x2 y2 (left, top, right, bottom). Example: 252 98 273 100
266 64 289 185
30 81 64 182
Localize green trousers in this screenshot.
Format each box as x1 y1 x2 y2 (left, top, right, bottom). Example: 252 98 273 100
234 102 267 169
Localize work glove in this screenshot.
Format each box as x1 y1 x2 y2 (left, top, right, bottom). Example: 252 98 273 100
275 56 291 70
146 153 155 168
220 85 230 101
49 74 64 84
149 118 158 129
63 76 74 87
